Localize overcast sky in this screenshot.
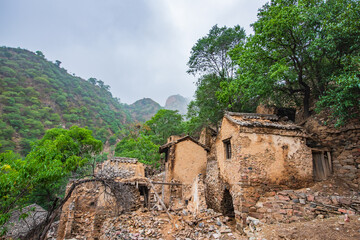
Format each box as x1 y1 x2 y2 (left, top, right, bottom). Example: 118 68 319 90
0 0 268 105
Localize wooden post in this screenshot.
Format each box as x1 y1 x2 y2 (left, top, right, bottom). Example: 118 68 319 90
149 181 173 221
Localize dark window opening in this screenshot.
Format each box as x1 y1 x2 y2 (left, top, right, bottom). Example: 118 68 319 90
223 139 231 159
164 149 169 162
221 188 235 218
139 186 149 208
312 151 332 181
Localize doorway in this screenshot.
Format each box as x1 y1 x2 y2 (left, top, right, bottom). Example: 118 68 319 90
312 150 332 181
221 188 235 217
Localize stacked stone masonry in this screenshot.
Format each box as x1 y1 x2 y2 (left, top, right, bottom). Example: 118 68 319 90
252 188 359 224
304 116 360 188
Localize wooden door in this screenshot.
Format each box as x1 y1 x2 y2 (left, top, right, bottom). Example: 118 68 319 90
312 151 332 181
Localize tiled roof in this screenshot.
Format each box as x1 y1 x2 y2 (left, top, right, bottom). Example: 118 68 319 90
110 157 138 164
225 112 302 130
159 135 210 153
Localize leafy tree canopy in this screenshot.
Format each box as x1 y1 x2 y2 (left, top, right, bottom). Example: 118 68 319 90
114 134 160 167
115 109 186 167
144 109 185 145
186 25 247 131
187 24 246 79
0 126 102 231
220 0 360 119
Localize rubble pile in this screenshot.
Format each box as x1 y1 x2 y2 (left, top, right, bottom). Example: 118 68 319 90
172 209 237 240
99 208 240 240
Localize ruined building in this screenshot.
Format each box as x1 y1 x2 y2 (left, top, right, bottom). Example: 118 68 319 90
159 135 209 209
56 157 149 240
205 112 313 229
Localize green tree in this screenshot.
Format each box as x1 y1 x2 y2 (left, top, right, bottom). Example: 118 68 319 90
55 60 61 67
35 51 44 58
186 25 247 131
115 134 160 167
221 0 360 118
317 58 360 126
0 126 102 234
88 77 97 85
187 24 246 79
187 74 227 130
144 109 185 145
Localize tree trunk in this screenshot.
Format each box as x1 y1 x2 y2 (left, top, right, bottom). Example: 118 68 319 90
303 84 311 118
298 69 311 119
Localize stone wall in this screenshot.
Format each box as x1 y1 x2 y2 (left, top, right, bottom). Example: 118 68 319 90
205 159 227 213
304 116 360 189
95 157 145 179
210 113 314 230
57 180 141 240
187 174 207 214
251 185 359 224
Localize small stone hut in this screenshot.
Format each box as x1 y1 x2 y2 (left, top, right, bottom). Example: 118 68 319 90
57 157 148 240
206 112 313 229
159 135 209 207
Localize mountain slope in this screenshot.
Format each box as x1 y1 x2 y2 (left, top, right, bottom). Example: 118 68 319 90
125 98 162 122
0 47 132 154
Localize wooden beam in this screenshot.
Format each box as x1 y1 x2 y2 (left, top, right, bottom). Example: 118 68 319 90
151 181 182 186
148 181 173 221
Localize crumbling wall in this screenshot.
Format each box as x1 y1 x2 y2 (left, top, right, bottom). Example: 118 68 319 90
205 159 227 213
216 116 313 188
212 115 313 229
187 174 207 214
4 204 47 239
304 117 360 189
57 180 141 240
95 158 145 179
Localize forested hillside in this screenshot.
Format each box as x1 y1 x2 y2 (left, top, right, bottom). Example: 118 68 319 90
0 47 132 155
125 98 162 122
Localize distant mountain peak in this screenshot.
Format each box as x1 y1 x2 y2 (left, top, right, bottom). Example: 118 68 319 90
164 94 190 115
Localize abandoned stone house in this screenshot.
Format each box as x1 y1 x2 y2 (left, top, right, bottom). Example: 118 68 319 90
159 135 209 208
204 112 314 228
56 157 150 240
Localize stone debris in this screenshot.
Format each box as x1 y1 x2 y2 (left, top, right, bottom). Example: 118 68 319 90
99 208 239 240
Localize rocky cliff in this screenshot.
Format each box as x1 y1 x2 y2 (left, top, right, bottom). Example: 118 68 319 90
164 94 190 115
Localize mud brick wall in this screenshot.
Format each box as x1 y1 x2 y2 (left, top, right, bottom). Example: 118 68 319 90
252 188 359 224
187 174 207 213
305 117 360 189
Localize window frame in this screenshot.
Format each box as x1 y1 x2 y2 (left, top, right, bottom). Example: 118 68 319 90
223 138 232 160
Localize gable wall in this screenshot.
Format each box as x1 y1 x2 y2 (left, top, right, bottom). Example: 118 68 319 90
171 140 207 184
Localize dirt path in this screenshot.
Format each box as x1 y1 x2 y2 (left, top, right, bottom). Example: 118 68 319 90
256 215 360 240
